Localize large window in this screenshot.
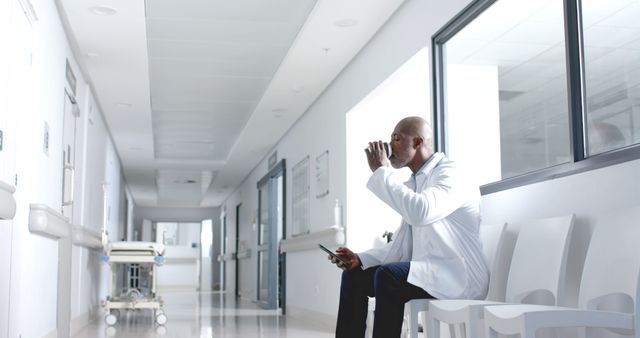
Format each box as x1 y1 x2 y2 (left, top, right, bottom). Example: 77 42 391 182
435 0 640 192
582 0 640 156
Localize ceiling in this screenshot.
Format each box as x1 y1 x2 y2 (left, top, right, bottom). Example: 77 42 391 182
56 0 405 207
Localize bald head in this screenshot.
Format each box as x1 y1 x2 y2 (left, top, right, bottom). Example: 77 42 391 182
396 116 434 151
389 116 435 173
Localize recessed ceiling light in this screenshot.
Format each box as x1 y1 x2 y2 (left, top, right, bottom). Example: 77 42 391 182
291 86 304 93
272 108 288 113
88 6 117 16
116 102 132 108
334 19 358 27
87 52 99 58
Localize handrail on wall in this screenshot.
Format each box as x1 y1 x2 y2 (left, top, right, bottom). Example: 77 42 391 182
72 225 103 250
0 180 17 220
28 203 71 239
236 249 251 259
280 225 345 253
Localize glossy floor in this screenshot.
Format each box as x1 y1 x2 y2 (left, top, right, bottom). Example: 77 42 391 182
72 291 334 338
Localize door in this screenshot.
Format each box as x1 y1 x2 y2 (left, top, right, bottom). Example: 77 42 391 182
235 203 241 297
220 214 227 292
200 219 213 291
61 88 78 218
57 72 79 338
256 160 286 310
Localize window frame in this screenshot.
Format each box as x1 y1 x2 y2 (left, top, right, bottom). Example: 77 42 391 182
432 0 640 195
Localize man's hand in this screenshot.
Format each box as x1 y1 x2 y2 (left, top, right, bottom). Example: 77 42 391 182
365 141 390 172
328 247 362 271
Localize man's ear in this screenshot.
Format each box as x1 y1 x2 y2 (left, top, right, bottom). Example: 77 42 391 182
413 136 424 148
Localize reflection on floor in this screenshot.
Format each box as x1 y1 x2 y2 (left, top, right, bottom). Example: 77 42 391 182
73 291 334 338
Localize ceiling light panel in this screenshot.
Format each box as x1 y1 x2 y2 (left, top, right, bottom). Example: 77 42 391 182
147 0 317 23
153 110 245 160
147 39 286 62
147 0 316 167
148 19 300 44
150 58 279 79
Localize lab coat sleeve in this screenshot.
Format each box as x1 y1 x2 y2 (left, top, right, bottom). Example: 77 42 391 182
366 165 469 227
358 241 392 269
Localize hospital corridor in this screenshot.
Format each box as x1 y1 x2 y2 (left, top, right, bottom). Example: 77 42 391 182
3 0 640 337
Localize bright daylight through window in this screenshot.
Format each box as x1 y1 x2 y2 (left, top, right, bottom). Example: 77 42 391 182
346 48 429 252
439 0 640 189
442 0 570 185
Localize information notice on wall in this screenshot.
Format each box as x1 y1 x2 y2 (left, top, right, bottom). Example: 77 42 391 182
316 150 329 198
292 156 310 236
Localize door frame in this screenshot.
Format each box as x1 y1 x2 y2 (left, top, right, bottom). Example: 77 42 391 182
256 159 286 311
235 203 241 298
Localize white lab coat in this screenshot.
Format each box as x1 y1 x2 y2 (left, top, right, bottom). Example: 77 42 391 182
358 152 489 300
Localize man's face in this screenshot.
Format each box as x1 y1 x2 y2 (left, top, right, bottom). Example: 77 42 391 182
388 124 415 169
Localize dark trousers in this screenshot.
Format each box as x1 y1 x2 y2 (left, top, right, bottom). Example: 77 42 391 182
335 262 434 338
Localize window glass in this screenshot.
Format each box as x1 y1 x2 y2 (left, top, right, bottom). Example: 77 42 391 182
582 0 640 156
442 0 570 185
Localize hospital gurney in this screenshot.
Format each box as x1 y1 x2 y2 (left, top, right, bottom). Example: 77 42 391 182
100 241 167 326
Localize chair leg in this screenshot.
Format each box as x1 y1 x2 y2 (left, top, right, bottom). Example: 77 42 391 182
428 314 441 338
524 327 537 338
450 323 460 338
420 310 429 338
466 318 484 338
408 302 420 338
485 326 498 338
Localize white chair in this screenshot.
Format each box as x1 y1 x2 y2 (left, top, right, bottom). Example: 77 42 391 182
366 297 375 338
428 214 575 338
406 222 510 338
484 206 640 338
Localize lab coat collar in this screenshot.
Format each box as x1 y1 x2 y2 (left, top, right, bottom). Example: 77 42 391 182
413 152 444 177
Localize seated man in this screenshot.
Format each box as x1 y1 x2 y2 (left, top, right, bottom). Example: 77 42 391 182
331 116 489 338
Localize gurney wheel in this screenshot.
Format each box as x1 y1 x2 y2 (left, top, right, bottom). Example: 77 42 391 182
156 313 167 325
105 313 118 326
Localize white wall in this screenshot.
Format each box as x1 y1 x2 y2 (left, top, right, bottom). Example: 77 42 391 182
220 0 473 324
0 0 128 336
0 0 20 335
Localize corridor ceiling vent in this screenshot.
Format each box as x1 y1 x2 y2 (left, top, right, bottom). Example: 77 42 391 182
156 169 217 206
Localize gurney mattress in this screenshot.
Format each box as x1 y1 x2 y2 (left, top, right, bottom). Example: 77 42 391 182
107 241 165 256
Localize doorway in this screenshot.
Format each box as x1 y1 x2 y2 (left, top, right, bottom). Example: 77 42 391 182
56 69 80 338
256 160 286 311
235 203 241 298
220 214 227 292
200 219 213 291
